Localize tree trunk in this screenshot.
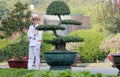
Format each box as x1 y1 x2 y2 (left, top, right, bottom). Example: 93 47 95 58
54 42 67 51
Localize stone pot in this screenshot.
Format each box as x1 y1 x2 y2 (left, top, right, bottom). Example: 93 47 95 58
44 51 78 70
112 54 120 75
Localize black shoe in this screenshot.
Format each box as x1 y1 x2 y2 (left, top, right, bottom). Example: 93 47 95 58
112 64 116 68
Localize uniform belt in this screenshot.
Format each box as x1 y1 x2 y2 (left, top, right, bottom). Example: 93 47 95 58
37 40 42 42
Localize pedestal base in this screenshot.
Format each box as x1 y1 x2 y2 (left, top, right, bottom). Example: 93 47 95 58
50 66 71 70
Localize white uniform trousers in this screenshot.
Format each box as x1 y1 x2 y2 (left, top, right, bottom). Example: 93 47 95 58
28 46 40 70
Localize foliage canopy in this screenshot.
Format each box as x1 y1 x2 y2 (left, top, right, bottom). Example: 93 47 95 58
1 1 31 38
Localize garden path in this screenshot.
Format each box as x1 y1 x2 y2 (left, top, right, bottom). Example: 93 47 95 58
0 62 118 75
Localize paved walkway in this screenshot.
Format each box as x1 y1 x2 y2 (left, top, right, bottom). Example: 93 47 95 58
0 62 119 75
38 67 119 75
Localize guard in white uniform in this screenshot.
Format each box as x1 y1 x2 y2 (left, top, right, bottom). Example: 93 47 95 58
27 14 43 70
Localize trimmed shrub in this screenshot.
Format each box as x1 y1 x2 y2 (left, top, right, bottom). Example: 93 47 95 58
69 29 109 63
100 33 120 54
0 39 11 61
3 40 29 60
41 32 54 59
0 68 119 77
1 32 54 60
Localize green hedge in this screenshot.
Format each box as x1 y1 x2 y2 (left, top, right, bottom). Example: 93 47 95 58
40 32 54 59
0 68 34 77
0 68 119 77
69 29 109 63
0 35 4 39
0 39 11 50
3 40 29 60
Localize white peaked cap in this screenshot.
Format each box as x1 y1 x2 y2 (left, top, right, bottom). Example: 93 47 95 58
32 13 39 19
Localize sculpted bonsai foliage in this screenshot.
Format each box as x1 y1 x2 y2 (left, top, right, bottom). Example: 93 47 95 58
36 1 84 51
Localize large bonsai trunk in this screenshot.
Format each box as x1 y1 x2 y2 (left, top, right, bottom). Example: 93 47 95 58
54 42 67 51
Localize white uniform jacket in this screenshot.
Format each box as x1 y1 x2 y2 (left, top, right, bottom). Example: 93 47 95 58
27 24 43 46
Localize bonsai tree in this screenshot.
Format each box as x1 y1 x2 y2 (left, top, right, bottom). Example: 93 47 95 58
36 1 84 51
1 1 31 60
36 0 84 70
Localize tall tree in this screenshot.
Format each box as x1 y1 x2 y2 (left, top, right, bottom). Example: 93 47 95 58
29 0 43 7
0 1 9 39
0 1 8 20
1 1 31 40
97 1 120 34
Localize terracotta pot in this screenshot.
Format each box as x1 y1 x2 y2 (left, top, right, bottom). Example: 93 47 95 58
7 60 28 69
107 54 113 62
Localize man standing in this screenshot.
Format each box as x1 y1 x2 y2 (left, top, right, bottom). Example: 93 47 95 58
27 13 43 70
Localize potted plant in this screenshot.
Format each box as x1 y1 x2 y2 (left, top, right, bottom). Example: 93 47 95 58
36 1 84 70
100 33 120 75
1 1 31 69
97 1 120 75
